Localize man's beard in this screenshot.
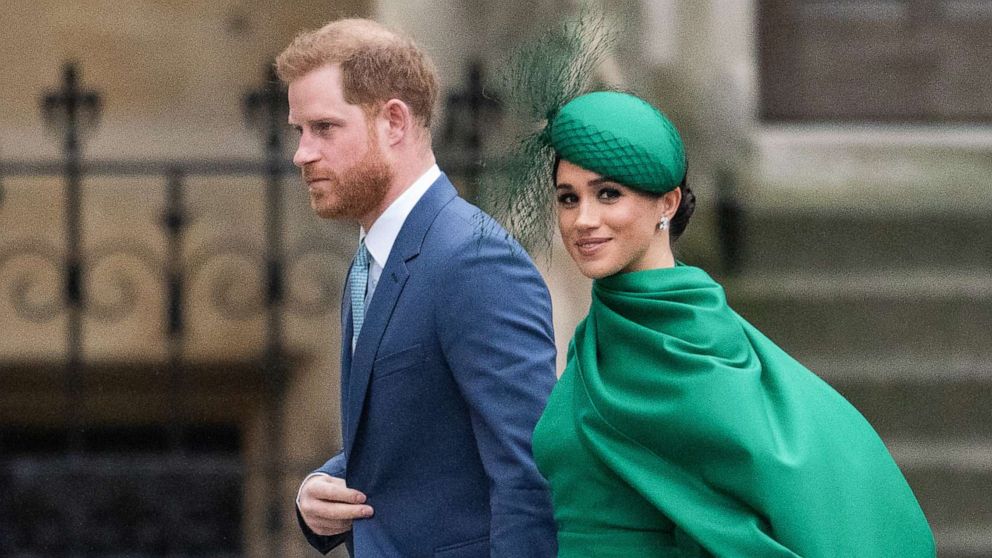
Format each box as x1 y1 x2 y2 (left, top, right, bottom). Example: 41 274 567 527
303 142 394 221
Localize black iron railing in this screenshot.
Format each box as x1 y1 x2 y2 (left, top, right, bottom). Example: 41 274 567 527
0 60 497 557
0 62 314 558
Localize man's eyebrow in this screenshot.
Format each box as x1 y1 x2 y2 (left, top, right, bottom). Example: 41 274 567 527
288 116 347 126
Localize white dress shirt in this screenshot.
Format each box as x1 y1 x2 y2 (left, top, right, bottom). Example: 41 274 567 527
359 164 441 303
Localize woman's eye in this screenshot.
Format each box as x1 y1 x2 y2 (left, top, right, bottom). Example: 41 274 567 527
598 188 621 200
557 193 578 205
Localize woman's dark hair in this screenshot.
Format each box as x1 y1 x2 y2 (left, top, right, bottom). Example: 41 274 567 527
669 167 695 243
552 156 696 243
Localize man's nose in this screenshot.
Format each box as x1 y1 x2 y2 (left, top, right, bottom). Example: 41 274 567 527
293 135 320 168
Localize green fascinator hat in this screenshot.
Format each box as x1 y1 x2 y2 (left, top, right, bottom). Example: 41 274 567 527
551 91 686 193
479 11 687 251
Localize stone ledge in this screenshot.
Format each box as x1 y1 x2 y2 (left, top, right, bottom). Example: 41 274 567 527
726 271 992 301
802 356 992 384
889 438 992 473
743 125 992 215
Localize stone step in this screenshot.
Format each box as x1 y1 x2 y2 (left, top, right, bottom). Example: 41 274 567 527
888 439 992 553
724 272 992 358
735 211 992 273
932 525 992 558
808 359 992 440
712 210 992 558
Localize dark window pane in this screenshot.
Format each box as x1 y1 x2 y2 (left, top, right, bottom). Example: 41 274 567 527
759 0 992 121
0 425 242 557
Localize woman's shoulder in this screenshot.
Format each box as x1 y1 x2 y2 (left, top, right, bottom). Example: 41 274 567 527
589 266 744 365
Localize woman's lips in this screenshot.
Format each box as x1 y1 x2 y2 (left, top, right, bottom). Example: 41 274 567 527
575 237 610 257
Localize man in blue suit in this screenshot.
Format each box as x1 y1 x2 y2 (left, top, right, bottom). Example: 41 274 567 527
276 18 558 557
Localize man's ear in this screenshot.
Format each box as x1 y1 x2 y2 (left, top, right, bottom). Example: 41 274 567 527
380 99 412 145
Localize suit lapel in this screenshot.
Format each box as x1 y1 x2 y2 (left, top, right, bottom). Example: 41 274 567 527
343 175 458 453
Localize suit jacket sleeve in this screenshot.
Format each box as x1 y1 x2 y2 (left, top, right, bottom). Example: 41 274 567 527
436 233 558 557
297 451 351 554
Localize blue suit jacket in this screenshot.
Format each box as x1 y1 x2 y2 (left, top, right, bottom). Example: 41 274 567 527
299 174 558 557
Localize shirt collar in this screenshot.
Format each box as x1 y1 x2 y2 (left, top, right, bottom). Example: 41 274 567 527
360 164 441 269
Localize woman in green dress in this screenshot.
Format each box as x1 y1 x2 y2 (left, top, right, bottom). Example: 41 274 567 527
528 91 936 557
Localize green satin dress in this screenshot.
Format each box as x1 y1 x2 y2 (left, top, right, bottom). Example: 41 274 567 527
532 265 934 557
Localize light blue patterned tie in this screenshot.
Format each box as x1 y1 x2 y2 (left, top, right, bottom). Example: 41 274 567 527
349 240 370 346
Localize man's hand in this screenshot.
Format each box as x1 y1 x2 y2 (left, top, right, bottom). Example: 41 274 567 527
298 475 374 536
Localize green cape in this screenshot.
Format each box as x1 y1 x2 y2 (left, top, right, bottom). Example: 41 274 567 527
533 265 934 557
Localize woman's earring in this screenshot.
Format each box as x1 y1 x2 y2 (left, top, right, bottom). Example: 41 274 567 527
658 217 670 231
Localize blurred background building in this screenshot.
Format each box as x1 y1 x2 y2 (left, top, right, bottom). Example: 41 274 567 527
0 1 989 556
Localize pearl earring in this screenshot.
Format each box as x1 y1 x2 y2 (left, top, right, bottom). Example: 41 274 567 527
658 217 670 231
